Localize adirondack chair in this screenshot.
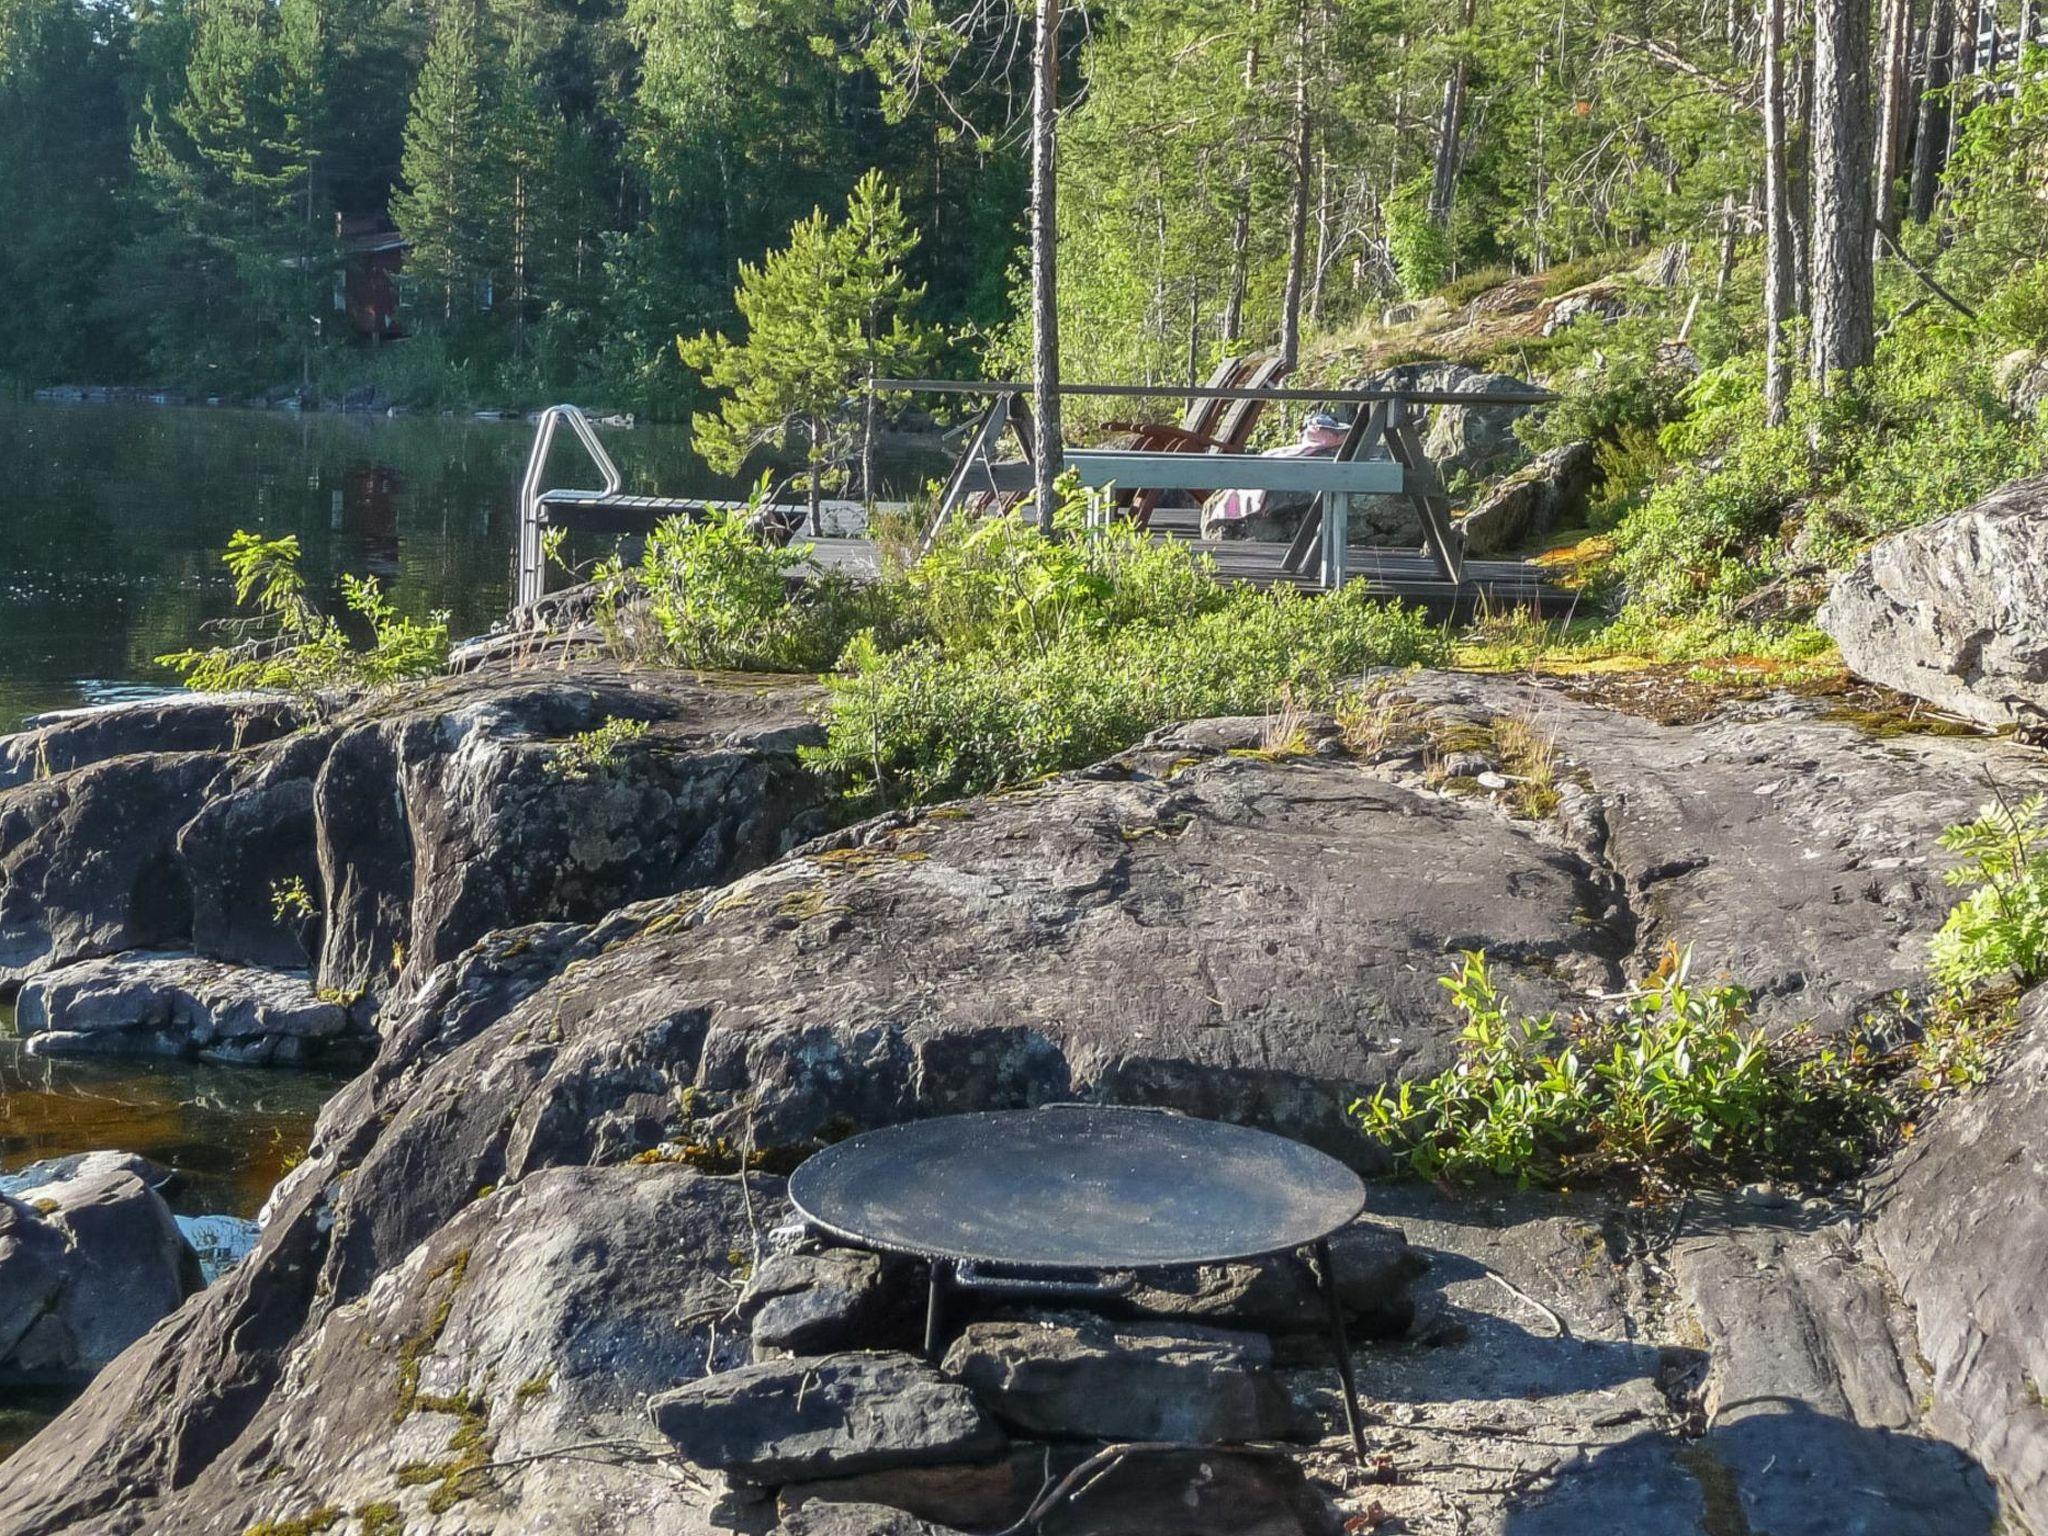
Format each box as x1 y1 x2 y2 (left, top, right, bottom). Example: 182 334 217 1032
1122 354 1292 529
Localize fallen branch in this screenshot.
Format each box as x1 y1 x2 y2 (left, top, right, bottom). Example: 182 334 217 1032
1876 227 1978 321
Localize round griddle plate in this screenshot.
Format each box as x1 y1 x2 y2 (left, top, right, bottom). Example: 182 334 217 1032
787 1104 1366 1271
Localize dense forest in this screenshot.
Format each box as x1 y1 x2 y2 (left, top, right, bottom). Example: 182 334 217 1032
0 0 2043 428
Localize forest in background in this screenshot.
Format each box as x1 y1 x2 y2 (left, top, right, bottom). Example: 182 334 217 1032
0 0 2043 429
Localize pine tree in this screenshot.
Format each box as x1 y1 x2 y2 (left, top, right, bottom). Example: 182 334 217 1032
679 171 936 519
393 0 496 323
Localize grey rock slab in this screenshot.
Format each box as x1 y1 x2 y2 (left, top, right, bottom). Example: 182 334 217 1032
0 1164 778 1535
942 1314 1298 1443
1820 471 2048 726
1374 670 2048 1031
1671 1198 1919 1431
0 1151 170 1200
14 952 358 1065
650 1351 1004 1484
1872 985 2048 1533
0 693 303 791
0 1160 201 1384
0 750 228 987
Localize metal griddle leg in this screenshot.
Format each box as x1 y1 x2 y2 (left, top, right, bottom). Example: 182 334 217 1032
1313 1239 1369 1466
922 1259 950 1360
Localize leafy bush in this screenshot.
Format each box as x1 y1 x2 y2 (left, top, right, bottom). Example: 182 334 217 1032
807 578 1446 806
1387 182 1453 299
1929 793 2048 993
1355 947 1893 1189
549 717 651 781
624 494 906 673
159 532 450 698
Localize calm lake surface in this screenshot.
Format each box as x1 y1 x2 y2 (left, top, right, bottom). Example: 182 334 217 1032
0 396 896 726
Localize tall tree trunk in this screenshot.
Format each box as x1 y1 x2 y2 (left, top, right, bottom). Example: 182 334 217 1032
1279 0 1312 369
1716 191 1740 294
1223 199 1249 344
1811 0 1876 386
1029 0 1064 532
1874 0 1912 247
1910 0 1954 220
1764 0 1796 423
1790 11 1814 323
1429 0 1478 226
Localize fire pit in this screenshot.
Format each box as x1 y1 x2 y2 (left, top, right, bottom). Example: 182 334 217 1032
787 1103 1371 1461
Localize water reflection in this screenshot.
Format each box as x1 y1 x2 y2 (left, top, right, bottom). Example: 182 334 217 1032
0 397 940 728
0 1001 344 1220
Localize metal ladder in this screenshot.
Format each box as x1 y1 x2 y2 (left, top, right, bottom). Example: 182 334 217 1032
514 404 623 609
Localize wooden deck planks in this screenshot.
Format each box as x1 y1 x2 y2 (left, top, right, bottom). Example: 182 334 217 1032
526 496 1572 616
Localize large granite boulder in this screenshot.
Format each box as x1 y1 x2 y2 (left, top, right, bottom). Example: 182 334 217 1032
1333 361 1545 542
1344 360 1540 484
1458 439 1597 556
0 660 833 1020
0 1153 201 1384
0 750 231 986
1871 986 2048 1532
1819 472 2048 727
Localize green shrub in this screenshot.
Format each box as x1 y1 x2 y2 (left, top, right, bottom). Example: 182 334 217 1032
1387 184 1453 300
549 716 651 781
1929 793 2048 993
630 492 905 673
807 580 1446 806
158 532 450 698
1355 947 1894 1189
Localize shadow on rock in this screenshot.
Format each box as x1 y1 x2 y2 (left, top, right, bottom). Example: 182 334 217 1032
1505 1398 1998 1536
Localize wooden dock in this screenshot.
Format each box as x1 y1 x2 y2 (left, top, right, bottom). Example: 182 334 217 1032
513 397 1575 619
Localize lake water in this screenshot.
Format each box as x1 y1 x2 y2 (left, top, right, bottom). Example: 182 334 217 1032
0 396 930 728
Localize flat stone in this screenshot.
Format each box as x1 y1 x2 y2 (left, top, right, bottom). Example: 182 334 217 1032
14 952 357 1065
941 1314 1299 1443
650 1351 1004 1485
746 1248 899 1357
780 1447 1055 1531
1112 1219 1426 1340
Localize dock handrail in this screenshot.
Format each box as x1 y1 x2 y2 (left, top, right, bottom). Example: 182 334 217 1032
516 404 624 609
872 378 1559 407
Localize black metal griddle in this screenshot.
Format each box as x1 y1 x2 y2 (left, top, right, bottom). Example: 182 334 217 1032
788 1104 1371 1462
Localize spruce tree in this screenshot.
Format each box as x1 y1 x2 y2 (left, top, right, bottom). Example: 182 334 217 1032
393 0 496 323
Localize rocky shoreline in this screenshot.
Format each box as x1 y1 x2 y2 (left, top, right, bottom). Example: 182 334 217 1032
0 639 2044 1533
